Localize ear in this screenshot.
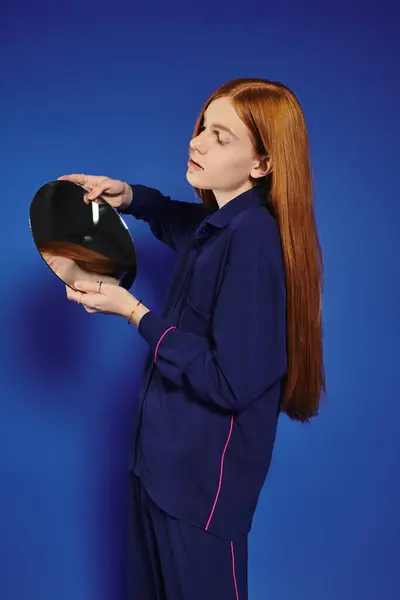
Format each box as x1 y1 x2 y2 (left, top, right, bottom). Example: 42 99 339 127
250 155 273 179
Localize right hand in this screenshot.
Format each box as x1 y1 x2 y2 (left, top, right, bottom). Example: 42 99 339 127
57 174 133 210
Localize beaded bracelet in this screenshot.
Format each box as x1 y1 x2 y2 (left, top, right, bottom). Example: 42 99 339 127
128 299 143 325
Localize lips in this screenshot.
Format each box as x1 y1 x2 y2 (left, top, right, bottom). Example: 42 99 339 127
190 157 203 168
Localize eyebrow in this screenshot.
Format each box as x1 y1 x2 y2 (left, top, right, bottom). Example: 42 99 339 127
202 118 239 139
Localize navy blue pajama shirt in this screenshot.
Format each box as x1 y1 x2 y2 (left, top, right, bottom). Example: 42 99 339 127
118 183 287 542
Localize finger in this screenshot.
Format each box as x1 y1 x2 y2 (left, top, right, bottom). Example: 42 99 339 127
86 183 110 201
84 305 99 313
78 295 98 309
73 280 106 293
59 174 92 197
58 174 87 185
66 286 87 305
57 174 107 188
66 286 84 301
67 288 99 309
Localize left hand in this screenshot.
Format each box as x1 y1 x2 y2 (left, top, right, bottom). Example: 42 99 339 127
66 280 140 319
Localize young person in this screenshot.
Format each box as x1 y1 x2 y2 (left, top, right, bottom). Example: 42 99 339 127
60 77 325 600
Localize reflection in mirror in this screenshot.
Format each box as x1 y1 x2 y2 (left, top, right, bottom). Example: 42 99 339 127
39 248 120 290
29 180 137 290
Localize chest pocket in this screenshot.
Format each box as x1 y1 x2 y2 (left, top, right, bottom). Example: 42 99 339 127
178 232 229 338
179 296 213 339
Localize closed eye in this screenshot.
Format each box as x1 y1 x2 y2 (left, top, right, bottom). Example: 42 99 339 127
198 125 227 145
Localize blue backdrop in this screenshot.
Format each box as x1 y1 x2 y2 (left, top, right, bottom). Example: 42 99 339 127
1 2 398 599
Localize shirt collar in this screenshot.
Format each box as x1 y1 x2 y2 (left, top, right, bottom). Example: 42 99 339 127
194 184 267 243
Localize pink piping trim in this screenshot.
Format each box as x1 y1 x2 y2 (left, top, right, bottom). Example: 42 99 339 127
153 326 176 363
231 541 240 600
205 414 234 530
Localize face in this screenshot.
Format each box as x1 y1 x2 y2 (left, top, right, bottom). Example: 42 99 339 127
41 252 119 289
41 252 79 285
186 96 270 207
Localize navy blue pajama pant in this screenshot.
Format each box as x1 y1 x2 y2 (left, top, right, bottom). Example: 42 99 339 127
126 473 248 600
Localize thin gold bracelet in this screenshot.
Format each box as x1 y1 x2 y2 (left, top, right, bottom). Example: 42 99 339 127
128 299 143 325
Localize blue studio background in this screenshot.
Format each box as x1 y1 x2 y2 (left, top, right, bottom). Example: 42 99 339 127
0 2 398 599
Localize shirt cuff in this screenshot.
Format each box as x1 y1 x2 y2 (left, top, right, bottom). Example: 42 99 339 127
137 311 177 356
116 184 145 217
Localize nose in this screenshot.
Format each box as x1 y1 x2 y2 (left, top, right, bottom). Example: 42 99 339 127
189 137 202 153
190 129 208 153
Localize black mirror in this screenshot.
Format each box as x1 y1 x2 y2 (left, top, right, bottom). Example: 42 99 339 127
29 180 137 291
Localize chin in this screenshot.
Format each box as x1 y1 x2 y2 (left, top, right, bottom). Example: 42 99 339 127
186 169 212 189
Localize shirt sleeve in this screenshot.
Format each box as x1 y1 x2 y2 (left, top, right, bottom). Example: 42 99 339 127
137 233 287 413
117 184 210 254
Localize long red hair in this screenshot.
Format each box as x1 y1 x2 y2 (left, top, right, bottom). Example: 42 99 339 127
192 78 326 422
38 241 124 276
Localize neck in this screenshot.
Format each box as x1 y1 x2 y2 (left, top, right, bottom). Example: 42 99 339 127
213 180 255 208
